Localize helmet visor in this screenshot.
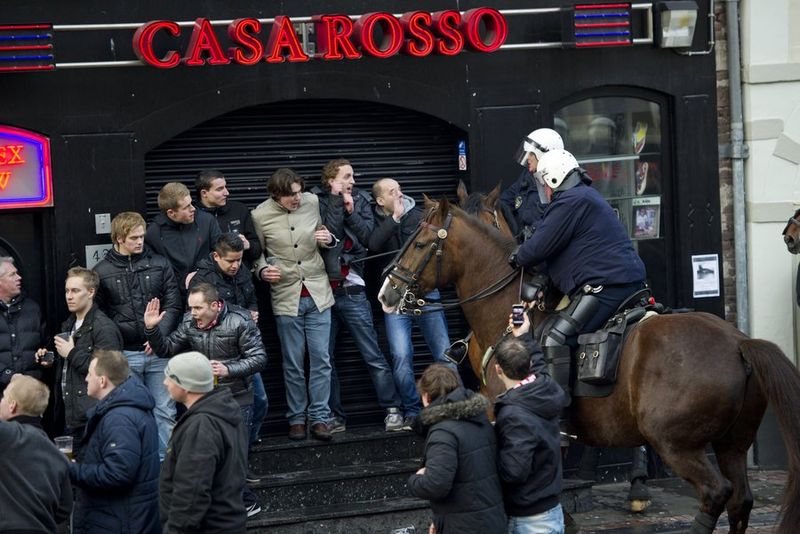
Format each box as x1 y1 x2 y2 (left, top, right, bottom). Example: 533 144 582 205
514 142 534 167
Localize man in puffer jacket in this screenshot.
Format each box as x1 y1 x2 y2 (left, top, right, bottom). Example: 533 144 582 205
69 350 160 534
407 364 506 534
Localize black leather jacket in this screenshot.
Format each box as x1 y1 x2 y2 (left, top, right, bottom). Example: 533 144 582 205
145 302 267 405
58 305 123 429
94 247 182 351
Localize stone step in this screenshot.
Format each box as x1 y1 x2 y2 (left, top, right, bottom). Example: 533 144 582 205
251 459 420 513
249 427 424 476
247 496 430 532
247 479 594 532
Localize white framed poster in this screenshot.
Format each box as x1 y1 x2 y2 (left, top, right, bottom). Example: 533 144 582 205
691 254 720 298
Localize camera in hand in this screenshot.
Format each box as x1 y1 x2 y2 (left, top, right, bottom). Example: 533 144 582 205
511 303 525 326
41 351 55 365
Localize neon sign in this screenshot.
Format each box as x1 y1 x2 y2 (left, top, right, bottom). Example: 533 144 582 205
133 8 508 68
0 125 52 209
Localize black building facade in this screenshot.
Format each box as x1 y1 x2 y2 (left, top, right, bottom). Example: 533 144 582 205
0 1 721 450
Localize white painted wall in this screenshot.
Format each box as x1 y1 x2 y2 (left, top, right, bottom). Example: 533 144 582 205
740 0 800 362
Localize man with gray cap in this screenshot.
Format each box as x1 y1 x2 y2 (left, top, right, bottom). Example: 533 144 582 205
160 351 248 533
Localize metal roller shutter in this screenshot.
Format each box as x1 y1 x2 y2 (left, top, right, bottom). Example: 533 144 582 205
145 99 471 433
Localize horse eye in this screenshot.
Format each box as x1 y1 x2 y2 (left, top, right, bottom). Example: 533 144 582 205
414 242 426 249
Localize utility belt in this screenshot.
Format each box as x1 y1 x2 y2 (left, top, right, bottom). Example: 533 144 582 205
332 284 365 297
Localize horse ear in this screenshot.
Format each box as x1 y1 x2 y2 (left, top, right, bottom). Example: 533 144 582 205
486 182 502 207
438 196 451 218
423 194 437 210
456 180 468 205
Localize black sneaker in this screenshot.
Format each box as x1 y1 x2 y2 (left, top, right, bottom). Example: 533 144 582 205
246 469 262 484
401 415 417 431
246 501 262 518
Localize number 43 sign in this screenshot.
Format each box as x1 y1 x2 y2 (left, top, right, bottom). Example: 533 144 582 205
85 244 113 270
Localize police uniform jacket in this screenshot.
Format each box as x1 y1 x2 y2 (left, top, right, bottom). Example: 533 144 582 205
516 182 646 296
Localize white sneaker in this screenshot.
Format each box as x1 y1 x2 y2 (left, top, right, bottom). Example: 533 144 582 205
328 416 346 434
384 407 404 432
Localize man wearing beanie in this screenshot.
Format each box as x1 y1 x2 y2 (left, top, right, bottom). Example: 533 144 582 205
159 352 248 533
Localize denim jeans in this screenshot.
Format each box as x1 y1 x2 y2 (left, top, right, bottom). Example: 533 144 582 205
507 504 564 534
274 297 332 425
328 290 401 422
125 350 176 461
238 404 258 506
250 372 268 447
383 289 452 417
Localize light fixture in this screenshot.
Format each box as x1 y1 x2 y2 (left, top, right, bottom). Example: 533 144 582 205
656 1 699 48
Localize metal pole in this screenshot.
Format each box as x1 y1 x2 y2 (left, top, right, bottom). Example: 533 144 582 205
726 0 749 335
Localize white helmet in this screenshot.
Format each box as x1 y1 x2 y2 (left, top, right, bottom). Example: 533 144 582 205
537 149 580 191
515 128 564 167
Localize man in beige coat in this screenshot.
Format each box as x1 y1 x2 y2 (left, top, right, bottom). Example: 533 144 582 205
252 168 335 441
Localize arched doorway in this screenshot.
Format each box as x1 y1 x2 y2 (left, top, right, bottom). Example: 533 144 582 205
144 99 470 432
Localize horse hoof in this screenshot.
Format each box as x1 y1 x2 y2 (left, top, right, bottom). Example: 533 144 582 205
630 499 651 513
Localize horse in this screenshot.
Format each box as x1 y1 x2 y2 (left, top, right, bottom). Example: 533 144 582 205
781 207 800 254
456 179 516 401
378 197 800 534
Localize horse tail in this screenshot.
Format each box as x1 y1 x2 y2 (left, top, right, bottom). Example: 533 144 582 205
739 338 800 533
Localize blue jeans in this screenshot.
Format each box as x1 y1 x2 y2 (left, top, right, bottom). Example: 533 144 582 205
250 372 268 447
507 504 564 534
238 404 258 506
274 297 332 425
384 290 452 417
329 290 401 422
125 350 176 461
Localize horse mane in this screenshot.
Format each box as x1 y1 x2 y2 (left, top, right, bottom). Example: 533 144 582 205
460 192 487 215
438 199 518 258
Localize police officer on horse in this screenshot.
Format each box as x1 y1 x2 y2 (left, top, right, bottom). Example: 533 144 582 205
508 148 646 393
500 128 565 242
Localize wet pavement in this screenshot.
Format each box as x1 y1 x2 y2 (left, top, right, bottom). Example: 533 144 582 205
570 470 786 533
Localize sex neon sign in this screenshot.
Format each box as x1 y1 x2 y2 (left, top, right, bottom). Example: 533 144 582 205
133 8 508 68
0 125 53 209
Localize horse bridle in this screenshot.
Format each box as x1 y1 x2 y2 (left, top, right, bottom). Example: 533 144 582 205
384 207 521 316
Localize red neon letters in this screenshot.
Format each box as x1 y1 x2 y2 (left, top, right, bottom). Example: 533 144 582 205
132 8 507 68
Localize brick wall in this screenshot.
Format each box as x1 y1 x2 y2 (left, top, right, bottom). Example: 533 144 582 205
715 1 736 324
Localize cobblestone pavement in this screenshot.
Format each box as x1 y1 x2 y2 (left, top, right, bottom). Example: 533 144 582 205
569 470 786 533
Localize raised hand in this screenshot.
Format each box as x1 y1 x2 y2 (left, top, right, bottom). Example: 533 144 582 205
144 298 166 329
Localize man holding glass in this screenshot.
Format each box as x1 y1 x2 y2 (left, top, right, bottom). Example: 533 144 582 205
0 374 73 532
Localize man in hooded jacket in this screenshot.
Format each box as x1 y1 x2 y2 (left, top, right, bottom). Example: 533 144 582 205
69 350 160 534
494 311 569 533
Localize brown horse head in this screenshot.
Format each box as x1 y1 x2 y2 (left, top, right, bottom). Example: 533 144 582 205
783 208 800 254
378 196 518 314
456 180 514 237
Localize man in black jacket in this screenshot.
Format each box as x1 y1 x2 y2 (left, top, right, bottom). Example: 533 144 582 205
145 282 266 516
493 312 568 534
195 169 262 267
94 211 183 461
0 374 73 532
313 160 403 433
160 351 248 532
51 267 123 447
145 182 221 294
0 257 46 396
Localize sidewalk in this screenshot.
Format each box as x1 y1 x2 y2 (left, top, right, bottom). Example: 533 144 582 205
570 470 786 533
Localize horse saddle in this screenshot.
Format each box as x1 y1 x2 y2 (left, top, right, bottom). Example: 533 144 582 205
572 302 660 399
